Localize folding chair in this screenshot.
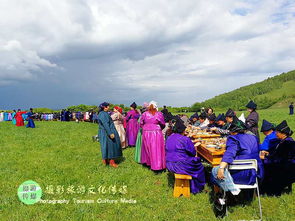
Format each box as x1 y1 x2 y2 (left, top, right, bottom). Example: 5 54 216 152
228 159 262 220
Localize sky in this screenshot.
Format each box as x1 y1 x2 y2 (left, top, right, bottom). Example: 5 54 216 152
0 0 295 109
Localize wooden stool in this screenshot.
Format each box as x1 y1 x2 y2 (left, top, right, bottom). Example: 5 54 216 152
173 174 192 198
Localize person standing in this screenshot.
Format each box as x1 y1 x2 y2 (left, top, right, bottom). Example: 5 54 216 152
98 102 122 168
289 102 294 115
126 102 140 147
15 109 26 126
245 100 260 141
12 110 17 125
26 108 35 128
111 106 127 149
140 101 166 171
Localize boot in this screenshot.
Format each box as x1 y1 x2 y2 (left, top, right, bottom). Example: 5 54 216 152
109 159 118 168
102 159 108 165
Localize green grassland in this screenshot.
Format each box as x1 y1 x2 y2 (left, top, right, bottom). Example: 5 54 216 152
0 108 294 221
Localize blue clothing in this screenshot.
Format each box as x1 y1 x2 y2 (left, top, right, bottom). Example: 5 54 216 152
4 112 8 121
166 133 206 193
26 112 35 128
98 111 122 160
260 131 278 151
12 112 16 125
221 134 264 185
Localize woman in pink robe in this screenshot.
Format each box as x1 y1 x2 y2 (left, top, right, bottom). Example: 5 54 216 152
140 101 166 171
126 102 140 146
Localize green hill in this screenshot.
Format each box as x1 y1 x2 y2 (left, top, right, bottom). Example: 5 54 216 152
191 70 295 111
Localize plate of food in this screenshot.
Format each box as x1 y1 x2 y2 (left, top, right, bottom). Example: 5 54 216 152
206 144 217 148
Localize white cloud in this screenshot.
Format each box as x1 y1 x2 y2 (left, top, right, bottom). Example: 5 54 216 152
0 0 294 107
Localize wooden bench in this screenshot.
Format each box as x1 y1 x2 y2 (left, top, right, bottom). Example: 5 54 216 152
173 174 192 198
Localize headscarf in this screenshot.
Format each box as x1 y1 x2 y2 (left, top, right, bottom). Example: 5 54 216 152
114 106 123 114
228 119 247 133
149 100 158 111
99 102 110 111
246 100 257 110
130 102 137 109
172 118 186 134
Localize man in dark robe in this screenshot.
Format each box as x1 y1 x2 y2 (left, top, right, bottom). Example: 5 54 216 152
260 120 295 196
245 101 260 141
289 102 294 115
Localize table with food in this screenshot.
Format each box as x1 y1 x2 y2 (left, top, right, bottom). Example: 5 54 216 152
185 126 227 167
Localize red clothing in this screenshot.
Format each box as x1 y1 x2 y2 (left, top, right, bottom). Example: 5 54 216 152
15 111 26 126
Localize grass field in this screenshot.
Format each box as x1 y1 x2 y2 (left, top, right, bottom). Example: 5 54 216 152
0 108 294 221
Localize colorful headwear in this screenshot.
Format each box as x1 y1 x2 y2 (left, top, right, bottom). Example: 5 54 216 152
114 106 123 114
275 120 293 136
99 102 110 110
246 100 257 109
260 119 275 132
130 102 137 109
225 108 235 117
149 100 158 110
228 119 247 133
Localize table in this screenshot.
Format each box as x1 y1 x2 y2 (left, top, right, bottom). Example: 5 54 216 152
196 144 225 167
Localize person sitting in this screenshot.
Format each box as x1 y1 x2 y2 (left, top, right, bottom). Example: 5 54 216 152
211 119 263 195
166 119 206 194
216 114 226 128
207 113 217 128
198 112 209 129
260 120 295 196
260 119 278 151
189 113 200 126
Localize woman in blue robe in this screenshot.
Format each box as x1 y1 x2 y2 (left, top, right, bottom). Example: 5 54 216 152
4 112 8 121
26 108 35 128
211 119 263 187
166 118 206 194
260 119 278 151
12 110 16 125
98 102 123 168
260 120 295 196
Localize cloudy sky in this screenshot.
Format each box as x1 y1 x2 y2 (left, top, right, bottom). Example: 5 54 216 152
0 0 295 109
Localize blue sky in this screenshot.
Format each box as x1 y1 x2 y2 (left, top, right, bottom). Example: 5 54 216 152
0 0 295 109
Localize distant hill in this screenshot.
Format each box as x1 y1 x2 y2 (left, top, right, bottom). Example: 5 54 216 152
191 70 295 111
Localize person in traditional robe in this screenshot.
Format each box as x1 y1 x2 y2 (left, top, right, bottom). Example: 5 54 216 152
135 103 149 163
289 102 294 115
245 100 260 141
180 114 190 127
198 112 209 129
26 108 35 128
259 119 278 151
126 102 140 146
211 119 263 193
12 110 16 125
210 114 229 136
140 101 166 171
111 106 127 149
166 118 206 194
207 113 217 128
98 102 122 168
15 109 26 126
260 120 295 196
161 105 169 117
189 113 200 126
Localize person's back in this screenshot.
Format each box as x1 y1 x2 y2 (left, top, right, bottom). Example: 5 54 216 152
141 111 163 131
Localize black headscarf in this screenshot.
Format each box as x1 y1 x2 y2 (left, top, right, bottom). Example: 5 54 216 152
276 120 293 136
172 118 186 134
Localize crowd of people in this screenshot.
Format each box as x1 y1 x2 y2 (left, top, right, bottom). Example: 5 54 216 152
97 100 295 200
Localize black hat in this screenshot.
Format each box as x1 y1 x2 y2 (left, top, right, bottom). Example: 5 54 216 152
130 102 137 109
190 113 199 121
216 113 226 122
208 113 216 121
246 100 257 109
275 120 293 136
225 109 235 117
228 119 247 133
199 112 207 119
99 102 110 110
172 118 186 134
260 119 275 132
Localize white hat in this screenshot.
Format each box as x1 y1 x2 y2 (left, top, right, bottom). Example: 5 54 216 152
149 100 158 111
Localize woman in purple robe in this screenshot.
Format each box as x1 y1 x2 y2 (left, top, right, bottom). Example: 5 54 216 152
140 101 166 171
166 118 206 193
211 119 263 187
126 102 140 146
